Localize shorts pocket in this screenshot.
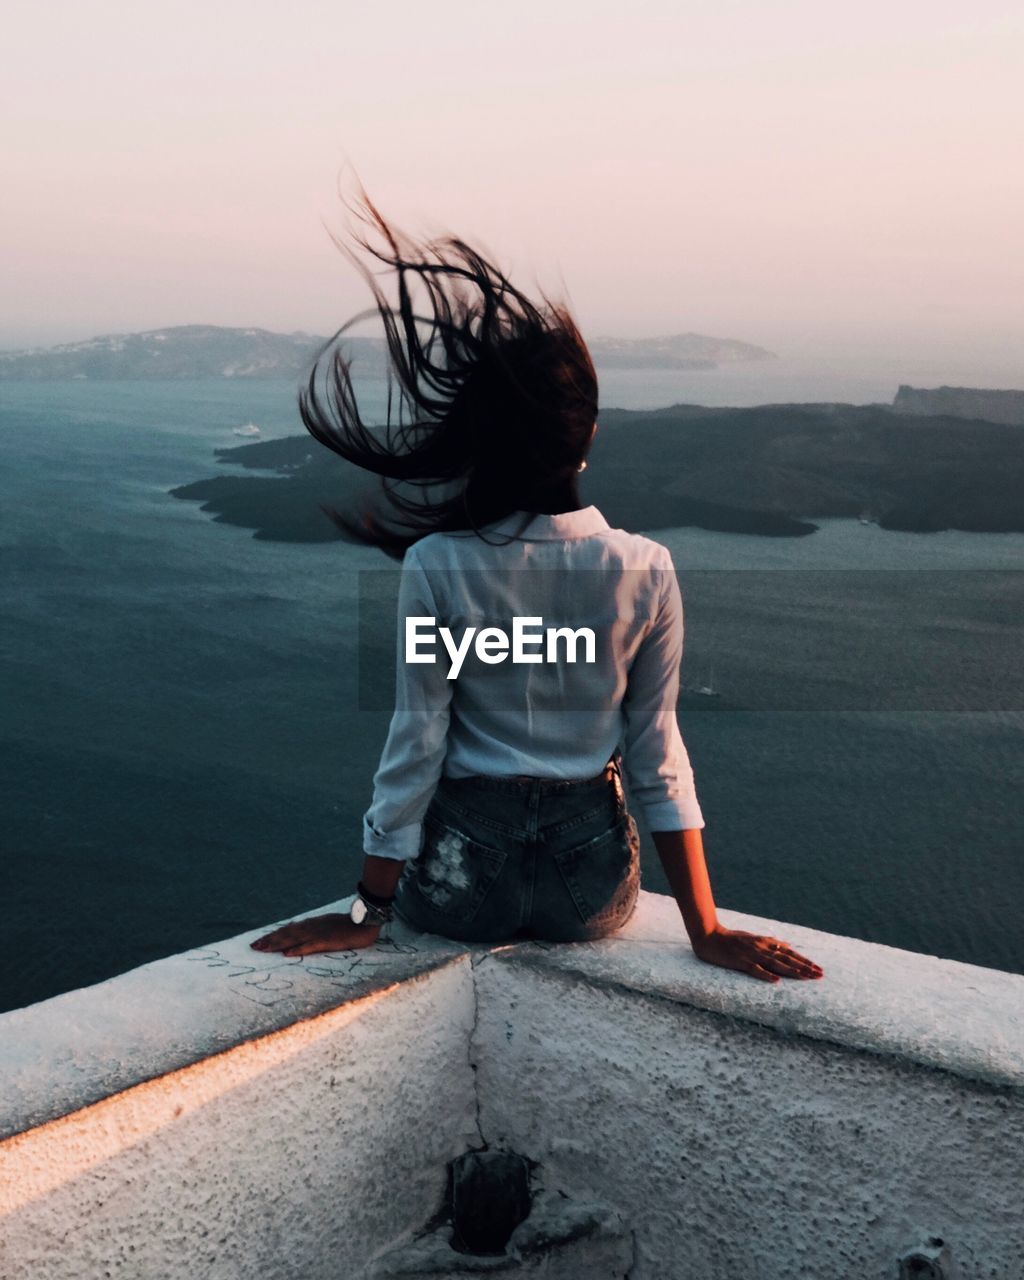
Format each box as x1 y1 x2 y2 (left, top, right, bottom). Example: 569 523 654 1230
407 813 509 924
550 812 640 927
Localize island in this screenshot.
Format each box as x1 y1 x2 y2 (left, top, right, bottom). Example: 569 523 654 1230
0 325 776 381
0 326 350 381
170 400 1024 539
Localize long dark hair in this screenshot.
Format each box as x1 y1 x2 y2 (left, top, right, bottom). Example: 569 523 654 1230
299 183 599 559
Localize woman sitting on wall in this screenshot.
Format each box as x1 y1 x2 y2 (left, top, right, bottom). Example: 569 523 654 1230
253 184 822 985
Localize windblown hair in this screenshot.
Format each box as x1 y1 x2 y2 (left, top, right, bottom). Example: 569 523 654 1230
299 184 599 559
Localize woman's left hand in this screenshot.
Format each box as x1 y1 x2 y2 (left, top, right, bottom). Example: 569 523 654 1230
691 925 824 982
250 913 380 957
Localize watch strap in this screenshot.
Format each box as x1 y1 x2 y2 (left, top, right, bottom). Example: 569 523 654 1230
357 880 396 909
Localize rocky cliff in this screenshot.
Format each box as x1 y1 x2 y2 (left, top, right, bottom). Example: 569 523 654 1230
892 384 1024 427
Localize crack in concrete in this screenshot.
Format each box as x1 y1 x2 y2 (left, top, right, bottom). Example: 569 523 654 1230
624 1226 640 1278
466 953 488 1150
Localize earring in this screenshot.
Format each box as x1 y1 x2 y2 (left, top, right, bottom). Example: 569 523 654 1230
577 460 588 473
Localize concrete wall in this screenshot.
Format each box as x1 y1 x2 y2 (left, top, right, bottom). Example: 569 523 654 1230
2 892 1022 1280
0 911 479 1280
474 956 1023 1278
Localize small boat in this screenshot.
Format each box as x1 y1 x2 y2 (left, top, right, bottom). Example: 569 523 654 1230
233 422 261 437
684 663 720 698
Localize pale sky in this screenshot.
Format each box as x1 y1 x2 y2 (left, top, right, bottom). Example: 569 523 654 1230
2 0 1022 361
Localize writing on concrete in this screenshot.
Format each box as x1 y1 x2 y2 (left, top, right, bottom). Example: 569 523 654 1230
184 934 422 1007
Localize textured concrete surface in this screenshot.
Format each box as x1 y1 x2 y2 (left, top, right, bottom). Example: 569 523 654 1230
589 892 1024 1090
472 953 1024 1280
0 960 478 1280
2 890 1021 1279
0 897 468 1140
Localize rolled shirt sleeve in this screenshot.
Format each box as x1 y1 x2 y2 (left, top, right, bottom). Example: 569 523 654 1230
361 543 455 859
621 545 705 831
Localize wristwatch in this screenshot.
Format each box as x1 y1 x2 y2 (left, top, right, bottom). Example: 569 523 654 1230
348 883 394 928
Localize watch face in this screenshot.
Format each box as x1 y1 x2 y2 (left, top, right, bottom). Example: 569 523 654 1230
350 897 367 924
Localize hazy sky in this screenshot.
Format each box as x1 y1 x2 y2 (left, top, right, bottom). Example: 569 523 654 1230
3 0 1022 360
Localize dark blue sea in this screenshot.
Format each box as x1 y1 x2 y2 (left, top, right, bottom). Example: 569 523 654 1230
1 378 1021 1012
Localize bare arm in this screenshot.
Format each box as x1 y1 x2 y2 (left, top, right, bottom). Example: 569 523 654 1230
626 550 823 983
651 829 824 983
252 545 450 960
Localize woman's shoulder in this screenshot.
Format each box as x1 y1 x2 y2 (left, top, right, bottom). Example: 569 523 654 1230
405 522 676 572
597 525 676 570
402 530 468 573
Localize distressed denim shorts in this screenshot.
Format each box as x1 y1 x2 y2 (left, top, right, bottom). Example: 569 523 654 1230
393 751 640 944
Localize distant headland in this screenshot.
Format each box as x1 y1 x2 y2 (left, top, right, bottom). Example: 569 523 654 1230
0 325 776 381
170 399 1024 539
892 383 1024 427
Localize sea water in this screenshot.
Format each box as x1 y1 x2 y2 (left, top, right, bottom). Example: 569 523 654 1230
0 378 1021 1011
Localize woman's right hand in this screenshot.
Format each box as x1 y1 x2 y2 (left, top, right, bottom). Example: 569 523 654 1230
691 925 824 983
250 912 381 957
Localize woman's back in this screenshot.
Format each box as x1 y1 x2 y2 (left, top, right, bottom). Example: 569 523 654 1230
363 504 705 862
412 505 673 777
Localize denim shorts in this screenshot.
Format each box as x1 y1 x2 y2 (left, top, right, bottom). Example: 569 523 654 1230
393 751 640 944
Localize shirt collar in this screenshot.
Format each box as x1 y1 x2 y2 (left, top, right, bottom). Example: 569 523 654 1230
483 506 611 540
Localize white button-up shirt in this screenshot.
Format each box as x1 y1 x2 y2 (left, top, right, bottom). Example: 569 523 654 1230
362 504 705 859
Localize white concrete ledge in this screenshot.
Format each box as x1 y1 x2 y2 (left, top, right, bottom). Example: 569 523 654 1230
2 890 1022 1143
0 899 468 1140
2 890 1022 1280
507 892 1024 1092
